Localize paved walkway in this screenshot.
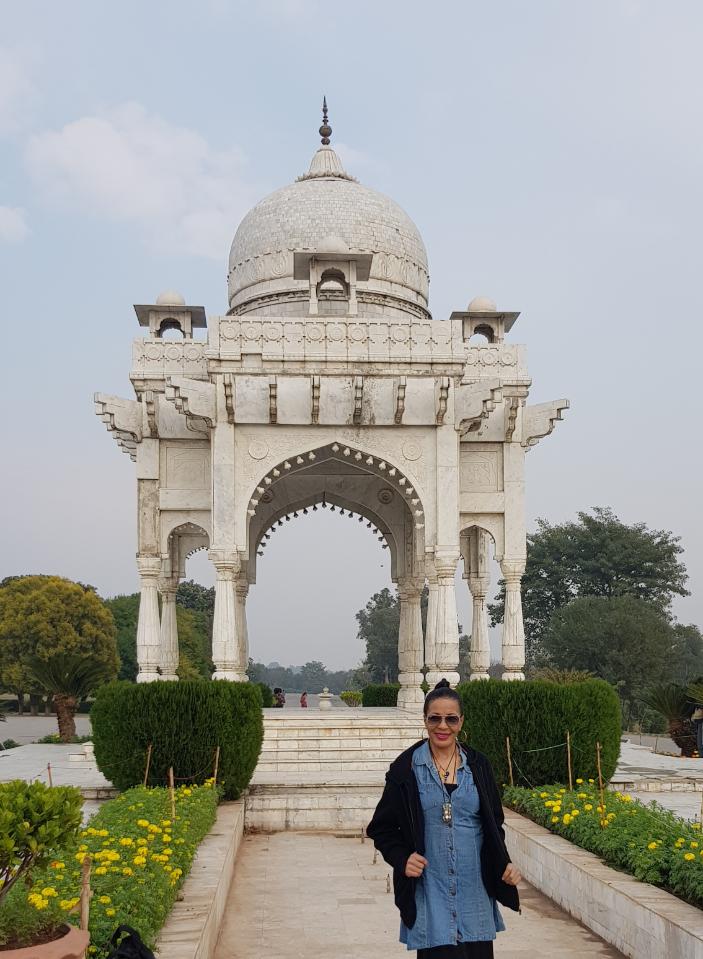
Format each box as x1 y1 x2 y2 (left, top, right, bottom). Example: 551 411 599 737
214 832 621 958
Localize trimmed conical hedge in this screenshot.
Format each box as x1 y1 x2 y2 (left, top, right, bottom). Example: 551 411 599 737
91 680 263 799
457 679 621 788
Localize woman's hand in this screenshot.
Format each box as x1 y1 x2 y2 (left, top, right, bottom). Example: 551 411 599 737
404 852 428 878
502 863 521 886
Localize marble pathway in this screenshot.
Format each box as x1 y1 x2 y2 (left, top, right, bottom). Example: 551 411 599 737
214 832 622 959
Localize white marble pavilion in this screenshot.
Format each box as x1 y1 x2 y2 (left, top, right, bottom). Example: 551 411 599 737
96 104 568 707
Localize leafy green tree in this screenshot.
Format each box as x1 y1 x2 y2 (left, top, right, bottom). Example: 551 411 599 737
176 606 213 679
668 624 703 685
299 661 328 693
28 654 113 741
356 588 400 683
104 593 140 680
489 507 689 665
540 595 676 715
0 576 118 709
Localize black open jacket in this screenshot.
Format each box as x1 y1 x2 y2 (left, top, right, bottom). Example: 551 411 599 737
366 740 520 929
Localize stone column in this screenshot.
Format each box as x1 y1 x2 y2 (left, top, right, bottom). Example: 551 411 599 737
424 562 441 688
467 529 491 681
397 579 424 710
158 582 179 681
136 556 162 683
433 552 460 687
233 578 250 682
468 573 491 681
501 558 526 681
209 550 240 681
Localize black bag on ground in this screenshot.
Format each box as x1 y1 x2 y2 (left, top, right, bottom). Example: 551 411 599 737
106 925 155 959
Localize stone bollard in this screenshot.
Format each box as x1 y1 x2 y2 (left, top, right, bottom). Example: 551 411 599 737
318 687 333 711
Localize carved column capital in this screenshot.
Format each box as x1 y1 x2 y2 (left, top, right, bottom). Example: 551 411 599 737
208 549 240 576
434 552 459 580
500 558 526 583
136 555 162 579
468 574 490 601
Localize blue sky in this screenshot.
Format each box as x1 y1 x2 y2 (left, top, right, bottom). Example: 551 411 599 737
1 1 701 668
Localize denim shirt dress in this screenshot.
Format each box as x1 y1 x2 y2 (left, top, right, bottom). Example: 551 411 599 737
399 741 505 950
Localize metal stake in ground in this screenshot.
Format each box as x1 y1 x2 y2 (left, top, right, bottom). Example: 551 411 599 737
213 745 220 785
79 854 92 932
168 766 176 821
143 743 153 787
506 736 514 787
596 741 606 828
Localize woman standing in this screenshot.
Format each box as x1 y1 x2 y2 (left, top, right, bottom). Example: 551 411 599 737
367 679 521 958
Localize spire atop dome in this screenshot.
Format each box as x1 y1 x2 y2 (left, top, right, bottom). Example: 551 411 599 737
298 99 356 182
319 96 332 145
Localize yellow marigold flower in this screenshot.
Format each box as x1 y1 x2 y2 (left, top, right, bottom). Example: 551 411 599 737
75 852 87 863
164 864 173 872
558 788 566 794
163 834 172 843
133 856 147 867
648 842 657 850
106 908 116 917
41 887 58 897
99 895 111 904
693 824 701 831
95 866 107 875
120 837 134 846
584 803 593 811
161 820 171 827
622 794 632 802
607 813 615 821
162 848 172 856
147 824 161 833
182 788 192 796
691 842 699 848
50 861 66 869
563 814 572 825
122 867 133 876
572 809 580 816
136 819 150 828
596 805 605 814
685 853 695 861
544 801 553 808
588 778 595 783
98 829 109 837
577 793 587 799
575 778 584 785
137 837 148 846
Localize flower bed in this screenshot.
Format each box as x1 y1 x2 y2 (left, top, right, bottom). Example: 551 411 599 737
0 783 218 955
504 782 703 908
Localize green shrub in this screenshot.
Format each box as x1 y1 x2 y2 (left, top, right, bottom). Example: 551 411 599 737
457 679 621 787
0 783 217 954
91 680 263 800
256 681 274 708
0 739 19 750
0 780 82 946
340 690 362 707
34 733 93 745
505 783 703 908
362 684 400 707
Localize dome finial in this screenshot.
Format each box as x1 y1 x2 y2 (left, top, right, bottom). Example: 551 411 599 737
319 96 332 145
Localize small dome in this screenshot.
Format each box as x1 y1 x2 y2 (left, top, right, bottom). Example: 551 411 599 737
317 234 349 255
156 290 186 307
467 296 497 313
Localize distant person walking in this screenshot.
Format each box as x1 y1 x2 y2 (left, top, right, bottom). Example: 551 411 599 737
300 691 308 708
273 687 286 708
367 679 521 957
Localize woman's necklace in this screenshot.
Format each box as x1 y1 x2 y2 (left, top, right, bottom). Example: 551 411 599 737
429 744 458 824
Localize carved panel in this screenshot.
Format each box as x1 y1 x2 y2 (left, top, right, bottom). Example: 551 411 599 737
459 449 502 493
164 445 210 489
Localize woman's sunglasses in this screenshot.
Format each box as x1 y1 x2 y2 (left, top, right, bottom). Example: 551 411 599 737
426 714 462 728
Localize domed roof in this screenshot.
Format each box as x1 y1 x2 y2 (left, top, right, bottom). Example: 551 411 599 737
467 296 497 313
227 144 429 318
156 290 186 307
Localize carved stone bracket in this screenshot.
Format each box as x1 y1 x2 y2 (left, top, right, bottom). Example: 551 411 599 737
395 376 407 424
311 375 321 424
269 376 278 424
502 385 530 443
94 392 143 460
436 376 450 425
353 375 364 425
144 391 158 437
454 380 503 435
523 399 570 449
164 377 216 433
223 373 235 424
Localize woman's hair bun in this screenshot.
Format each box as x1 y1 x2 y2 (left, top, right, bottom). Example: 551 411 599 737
434 678 451 690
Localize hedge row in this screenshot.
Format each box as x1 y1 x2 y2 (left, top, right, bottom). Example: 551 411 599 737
362 684 400 707
91 681 263 800
505 783 703 908
457 679 621 787
1 784 217 955
256 681 274 708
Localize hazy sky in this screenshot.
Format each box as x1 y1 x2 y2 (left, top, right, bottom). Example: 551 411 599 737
1 1 701 670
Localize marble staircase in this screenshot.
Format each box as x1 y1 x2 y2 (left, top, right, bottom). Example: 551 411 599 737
245 708 425 831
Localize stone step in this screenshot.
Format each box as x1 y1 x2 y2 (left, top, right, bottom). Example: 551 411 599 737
245 784 382 832
255 759 392 772
260 737 414 752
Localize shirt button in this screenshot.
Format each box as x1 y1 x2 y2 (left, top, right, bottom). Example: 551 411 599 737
449 867 455 875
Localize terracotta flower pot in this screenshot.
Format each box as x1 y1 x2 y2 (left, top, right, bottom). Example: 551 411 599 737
1 925 89 959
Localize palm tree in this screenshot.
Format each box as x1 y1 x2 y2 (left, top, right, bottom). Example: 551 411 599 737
27 655 112 742
639 683 696 756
